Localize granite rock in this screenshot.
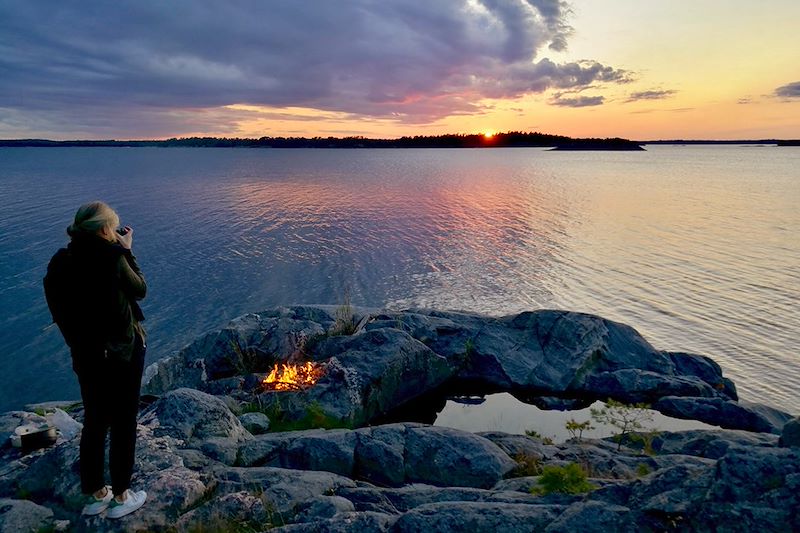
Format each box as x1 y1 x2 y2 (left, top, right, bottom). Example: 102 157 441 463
389 501 564 533
239 411 271 435
143 306 753 431
654 396 793 434
779 417 800 447
139 387 251 443
5 306 796 531
0 498 55 533
238 423 515 489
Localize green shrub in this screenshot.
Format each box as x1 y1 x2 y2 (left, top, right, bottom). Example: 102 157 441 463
298 402 347 431
565 418 594 441
63 401 82 413
590 399 655 451
628 430 661 456
242 396 349 432
531 463 596 496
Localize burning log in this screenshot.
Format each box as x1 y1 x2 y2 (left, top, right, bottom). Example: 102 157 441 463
263 361 324 392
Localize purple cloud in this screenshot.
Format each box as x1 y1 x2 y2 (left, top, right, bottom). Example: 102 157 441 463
549 93 604 107
625 90 677 103
0 0 630 137
775 81 800 98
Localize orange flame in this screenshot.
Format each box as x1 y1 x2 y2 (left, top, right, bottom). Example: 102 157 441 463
263 361 324 391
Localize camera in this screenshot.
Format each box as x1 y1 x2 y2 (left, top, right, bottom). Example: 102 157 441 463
116 227 129 236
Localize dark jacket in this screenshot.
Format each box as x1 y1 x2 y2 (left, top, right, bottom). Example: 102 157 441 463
44 234 146 366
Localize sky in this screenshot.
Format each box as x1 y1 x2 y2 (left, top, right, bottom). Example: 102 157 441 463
0 0 798 141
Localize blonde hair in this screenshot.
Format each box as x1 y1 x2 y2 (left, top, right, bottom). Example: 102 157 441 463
67 201 120 239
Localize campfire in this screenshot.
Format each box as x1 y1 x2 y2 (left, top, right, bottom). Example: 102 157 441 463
262 361 324 391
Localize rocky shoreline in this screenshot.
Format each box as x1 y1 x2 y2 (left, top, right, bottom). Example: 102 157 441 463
1 306 798 532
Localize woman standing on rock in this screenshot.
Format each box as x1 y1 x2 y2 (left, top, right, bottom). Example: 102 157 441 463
44 201 148 519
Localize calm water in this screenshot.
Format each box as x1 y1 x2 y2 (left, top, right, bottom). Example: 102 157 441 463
434 394 717 442
0 146 798 418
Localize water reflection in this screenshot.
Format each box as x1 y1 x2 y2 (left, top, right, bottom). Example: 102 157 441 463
225 159 567 313
433 393 718 442
0 146 798 416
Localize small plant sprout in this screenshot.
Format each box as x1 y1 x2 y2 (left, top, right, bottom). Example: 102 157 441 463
332 287 356 336
530 463 596 496
590 399 655 451
629 428 661 456
524 429 555 445
565 418 594 441
464 337 475 357
509 452 543 477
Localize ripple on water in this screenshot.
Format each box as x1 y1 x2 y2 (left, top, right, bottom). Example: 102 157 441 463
0 146 798 416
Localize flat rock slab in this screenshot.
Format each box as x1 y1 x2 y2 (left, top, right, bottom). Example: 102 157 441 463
389 501 565 533
0 498 55 533
654 396 794 434
271 511 397 533
238 423 515 489
651 428 778 458
403 425 516 488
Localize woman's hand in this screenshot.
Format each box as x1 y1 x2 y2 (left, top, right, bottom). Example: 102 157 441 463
117 226 133 249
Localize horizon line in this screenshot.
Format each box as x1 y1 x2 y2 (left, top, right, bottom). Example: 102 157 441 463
1 130 798 145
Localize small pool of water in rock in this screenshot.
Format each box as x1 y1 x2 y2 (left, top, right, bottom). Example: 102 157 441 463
433 393 719 443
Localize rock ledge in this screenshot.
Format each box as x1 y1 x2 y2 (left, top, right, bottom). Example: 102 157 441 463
2 306 797 532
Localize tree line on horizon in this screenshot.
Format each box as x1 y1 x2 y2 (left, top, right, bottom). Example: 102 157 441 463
0 131 647 149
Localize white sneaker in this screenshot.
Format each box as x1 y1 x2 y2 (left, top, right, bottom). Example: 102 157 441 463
106 489 147 519
81 486 113 516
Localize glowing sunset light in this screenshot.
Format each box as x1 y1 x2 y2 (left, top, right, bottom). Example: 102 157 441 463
0 1 797 140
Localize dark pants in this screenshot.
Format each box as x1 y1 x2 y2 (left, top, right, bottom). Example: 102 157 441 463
74 337 145 495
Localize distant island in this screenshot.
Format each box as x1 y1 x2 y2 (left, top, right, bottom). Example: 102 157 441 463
0 132 644 150
549 138 645 151
2 133 798 150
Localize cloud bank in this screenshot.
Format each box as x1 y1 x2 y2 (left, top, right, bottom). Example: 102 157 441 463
775 81 800 98
0 0 630 137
